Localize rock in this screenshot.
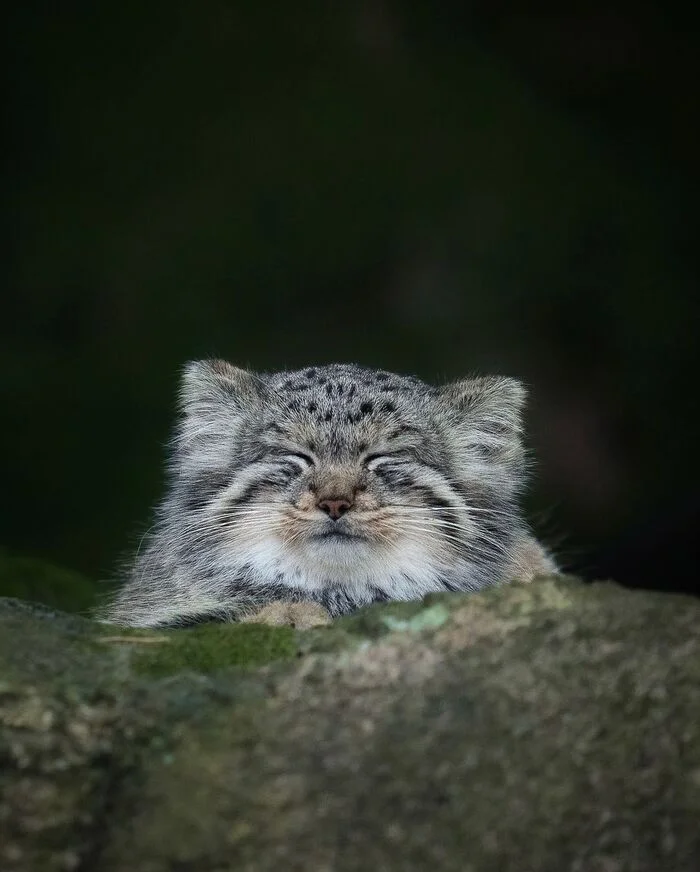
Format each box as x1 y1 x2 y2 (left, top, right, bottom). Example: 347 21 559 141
1 577 699 871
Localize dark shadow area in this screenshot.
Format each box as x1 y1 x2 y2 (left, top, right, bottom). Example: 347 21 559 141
2 1 697 601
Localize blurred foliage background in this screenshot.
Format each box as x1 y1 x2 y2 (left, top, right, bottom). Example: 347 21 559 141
3 1 698 605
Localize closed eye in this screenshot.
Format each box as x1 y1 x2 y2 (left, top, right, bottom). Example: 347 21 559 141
284 451 315 470
364 452 408 470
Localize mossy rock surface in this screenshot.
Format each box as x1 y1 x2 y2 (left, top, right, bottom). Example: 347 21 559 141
1 576 700 871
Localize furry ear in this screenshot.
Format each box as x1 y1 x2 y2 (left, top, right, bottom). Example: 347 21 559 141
438 375 527 433
179 359 263 414
437 376 528 481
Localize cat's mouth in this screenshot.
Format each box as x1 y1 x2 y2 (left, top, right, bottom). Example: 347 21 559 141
312 524 365 543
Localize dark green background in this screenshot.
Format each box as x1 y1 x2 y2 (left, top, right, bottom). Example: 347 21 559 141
3 3 698 600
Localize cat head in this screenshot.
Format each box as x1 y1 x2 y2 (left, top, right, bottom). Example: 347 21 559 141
165 359 528 587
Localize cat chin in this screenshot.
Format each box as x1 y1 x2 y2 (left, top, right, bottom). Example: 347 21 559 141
267 539 388 583
300 536 380 566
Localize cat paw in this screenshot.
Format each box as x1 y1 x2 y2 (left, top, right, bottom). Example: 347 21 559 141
241 600 332 629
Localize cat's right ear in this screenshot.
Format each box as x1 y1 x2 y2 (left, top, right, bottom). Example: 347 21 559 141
179 359 263 414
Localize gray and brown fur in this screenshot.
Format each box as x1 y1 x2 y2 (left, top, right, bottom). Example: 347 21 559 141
102 361 555 627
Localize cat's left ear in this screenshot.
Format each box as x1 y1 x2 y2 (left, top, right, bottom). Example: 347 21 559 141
437 376 527 472
438 375 527 433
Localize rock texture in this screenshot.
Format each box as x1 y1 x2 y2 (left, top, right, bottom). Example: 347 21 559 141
1 577 699 871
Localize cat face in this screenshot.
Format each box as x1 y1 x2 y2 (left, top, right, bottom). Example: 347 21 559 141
168 360 527 596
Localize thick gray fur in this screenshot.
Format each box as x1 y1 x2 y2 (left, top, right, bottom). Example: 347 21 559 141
102 361 555 627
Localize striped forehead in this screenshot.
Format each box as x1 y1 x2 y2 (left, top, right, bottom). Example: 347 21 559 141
260 392 423 455
262 399 398 449
268 365 426 399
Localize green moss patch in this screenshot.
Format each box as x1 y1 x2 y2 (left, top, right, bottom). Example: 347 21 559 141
130 623 299 677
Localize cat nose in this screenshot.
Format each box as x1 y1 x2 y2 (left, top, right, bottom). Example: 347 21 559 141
317 496 353 520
